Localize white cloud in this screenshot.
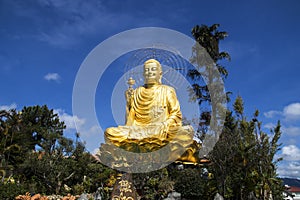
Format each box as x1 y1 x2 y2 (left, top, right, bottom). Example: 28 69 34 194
79 125 103 152
44 73 61 82
264 123 300 136
282 126 300 136
53 109 85 131
278 162 300 178
263 104 300 178
277 145 300 178
283 103 300 120
263 110 282 118
263 103 300 121
53 108 102 152
281 145 300 161
263 122 276 130
0 103 17 111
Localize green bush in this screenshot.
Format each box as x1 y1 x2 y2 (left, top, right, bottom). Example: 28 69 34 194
173 168 204 199
0 183 27 200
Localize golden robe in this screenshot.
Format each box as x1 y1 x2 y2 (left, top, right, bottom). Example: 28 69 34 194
105 84 196 160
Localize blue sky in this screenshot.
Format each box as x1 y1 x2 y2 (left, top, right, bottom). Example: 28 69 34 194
1 0 300 178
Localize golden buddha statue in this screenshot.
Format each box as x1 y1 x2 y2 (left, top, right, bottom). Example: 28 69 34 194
104 59 200 164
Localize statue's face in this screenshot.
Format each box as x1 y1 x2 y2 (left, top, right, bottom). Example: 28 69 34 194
143 62 161 84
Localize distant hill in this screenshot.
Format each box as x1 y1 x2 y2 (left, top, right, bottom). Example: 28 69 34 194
282 178 300 187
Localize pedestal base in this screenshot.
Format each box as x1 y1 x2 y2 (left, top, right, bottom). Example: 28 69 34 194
111 173 138 200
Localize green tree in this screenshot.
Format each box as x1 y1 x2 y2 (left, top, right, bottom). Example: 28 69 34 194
188 24 230 150
0 105 116 197
132 168 175 199
172 167 208 199
0 106 70 197
20 105 66 154
20 137 77 194
0 105 66 172
209 97 283 199
186 24 284 199
0 109 25 171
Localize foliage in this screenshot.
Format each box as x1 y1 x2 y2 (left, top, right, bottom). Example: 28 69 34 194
172 167 207 199
132 168 174 200
0 105 66 172
20 105 66 154
0 105 115 199
186 24 284 199
188 24 231 145
165 97 284 200
0 182 27 200
209 97 284 199
188 24 230 103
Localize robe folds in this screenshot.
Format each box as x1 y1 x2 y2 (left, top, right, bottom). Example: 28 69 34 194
105 84 194 153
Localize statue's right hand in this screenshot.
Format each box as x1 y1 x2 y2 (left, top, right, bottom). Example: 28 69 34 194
161 121 170 138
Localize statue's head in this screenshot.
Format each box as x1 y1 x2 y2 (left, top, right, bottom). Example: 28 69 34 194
143 59 162 85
